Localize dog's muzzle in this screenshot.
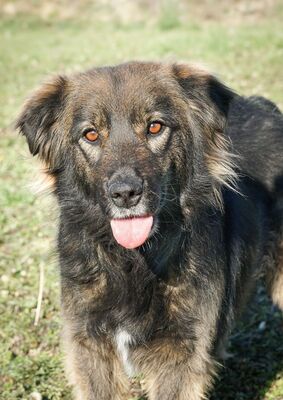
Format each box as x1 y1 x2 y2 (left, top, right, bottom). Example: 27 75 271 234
107 168 153 249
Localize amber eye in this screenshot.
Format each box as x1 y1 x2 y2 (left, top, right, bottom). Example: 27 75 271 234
148 121 163 135
84 129 99 143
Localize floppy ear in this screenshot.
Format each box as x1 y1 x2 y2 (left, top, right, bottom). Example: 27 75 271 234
173 64 238 208
15 75 68 170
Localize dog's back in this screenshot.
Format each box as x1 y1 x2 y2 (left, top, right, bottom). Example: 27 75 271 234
227 95 283 194
227 96 283 309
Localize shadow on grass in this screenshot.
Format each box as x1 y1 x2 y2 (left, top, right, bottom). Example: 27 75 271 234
211 286 283 400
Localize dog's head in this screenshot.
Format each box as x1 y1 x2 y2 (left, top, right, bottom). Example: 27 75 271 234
16 62 236 249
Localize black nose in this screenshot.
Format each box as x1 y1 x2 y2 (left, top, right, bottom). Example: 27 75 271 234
108 176 143 208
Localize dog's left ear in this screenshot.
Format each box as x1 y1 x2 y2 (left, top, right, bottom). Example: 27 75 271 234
173 63 233 120
173 64 238 208
15 75 68 170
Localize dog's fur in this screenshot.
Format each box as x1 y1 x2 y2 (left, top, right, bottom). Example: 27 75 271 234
16 62 283 399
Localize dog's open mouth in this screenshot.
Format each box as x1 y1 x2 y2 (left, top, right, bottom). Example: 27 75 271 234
110 215 154 249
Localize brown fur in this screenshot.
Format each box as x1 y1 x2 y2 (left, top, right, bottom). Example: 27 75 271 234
16 61 283 400
63 327 130 399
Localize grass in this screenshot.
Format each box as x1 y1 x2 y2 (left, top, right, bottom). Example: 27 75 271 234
0 3 283 399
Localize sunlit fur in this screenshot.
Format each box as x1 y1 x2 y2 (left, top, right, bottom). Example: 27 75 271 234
17 62 283 400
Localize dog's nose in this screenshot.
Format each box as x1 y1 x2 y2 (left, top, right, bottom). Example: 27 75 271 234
108 178 143 208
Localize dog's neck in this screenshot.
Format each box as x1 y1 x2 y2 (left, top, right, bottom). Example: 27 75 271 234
138 211 188 280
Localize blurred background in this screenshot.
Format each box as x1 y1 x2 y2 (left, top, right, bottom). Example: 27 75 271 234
0 1 282 399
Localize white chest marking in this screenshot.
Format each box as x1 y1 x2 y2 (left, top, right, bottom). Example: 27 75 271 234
115 330 135 377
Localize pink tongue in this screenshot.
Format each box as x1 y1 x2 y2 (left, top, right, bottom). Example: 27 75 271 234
110 216 153 249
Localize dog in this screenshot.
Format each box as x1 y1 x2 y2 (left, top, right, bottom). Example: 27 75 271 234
16 62 283 399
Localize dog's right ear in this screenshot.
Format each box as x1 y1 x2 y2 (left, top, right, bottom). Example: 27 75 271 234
15 76 68 169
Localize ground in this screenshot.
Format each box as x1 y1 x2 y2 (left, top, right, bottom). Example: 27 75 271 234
0 1 283 399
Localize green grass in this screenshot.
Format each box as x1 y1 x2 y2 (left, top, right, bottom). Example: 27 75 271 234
0 5 283 399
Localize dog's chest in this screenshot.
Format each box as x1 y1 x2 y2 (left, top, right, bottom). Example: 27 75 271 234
114 329 136 377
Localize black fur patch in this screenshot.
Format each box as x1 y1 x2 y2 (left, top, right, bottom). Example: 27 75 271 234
17 62 283 399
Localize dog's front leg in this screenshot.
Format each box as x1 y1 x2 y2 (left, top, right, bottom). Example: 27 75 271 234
134 340 216 400
63 327 130 400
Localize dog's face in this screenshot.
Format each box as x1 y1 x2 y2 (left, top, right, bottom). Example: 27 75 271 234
16 62 236 249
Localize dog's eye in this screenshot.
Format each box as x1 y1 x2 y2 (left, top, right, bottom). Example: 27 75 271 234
83 129 99 143
148 122 163 135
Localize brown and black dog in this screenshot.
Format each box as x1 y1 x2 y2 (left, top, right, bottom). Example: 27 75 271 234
17 62 283 399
